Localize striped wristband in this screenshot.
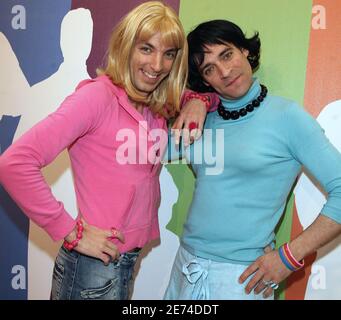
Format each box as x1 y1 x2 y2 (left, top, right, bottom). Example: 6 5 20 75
278 243 304 271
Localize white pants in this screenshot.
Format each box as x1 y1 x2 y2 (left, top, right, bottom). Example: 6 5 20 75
164 245 274 300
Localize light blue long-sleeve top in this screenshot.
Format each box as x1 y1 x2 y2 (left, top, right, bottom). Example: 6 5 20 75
168 78 341 264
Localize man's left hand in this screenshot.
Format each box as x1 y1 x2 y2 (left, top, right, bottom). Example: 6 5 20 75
238 249 292 298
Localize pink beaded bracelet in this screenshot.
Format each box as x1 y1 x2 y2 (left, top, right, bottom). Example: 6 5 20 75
184 92 211 111
63 220 83 251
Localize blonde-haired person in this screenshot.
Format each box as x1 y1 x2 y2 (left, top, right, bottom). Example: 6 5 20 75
0 1 217 300
102 0 187 117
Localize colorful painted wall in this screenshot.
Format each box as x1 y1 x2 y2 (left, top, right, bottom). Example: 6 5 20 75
0 0 340 299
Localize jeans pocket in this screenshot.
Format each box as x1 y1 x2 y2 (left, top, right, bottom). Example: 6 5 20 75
51 246 79 300
80 278 118 300
51 257 65 300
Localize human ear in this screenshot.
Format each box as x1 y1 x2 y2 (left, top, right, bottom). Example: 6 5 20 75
242 48 249 57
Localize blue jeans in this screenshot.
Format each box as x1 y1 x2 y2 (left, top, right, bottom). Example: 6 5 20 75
51 245 140 300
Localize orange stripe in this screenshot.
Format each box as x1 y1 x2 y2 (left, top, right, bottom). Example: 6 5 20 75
304 0 341 117
287 0 341 300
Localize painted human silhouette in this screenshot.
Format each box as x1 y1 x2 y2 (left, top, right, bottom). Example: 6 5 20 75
132 167 180 299
27 8 93 299
0 31 31 299
1 8 93 299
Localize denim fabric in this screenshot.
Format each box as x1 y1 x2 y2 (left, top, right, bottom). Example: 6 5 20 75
51 245 140 300
164 245 274 300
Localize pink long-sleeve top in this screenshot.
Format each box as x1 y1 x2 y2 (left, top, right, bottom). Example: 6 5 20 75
0 75 170 252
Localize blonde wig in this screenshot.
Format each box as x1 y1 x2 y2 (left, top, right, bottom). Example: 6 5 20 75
99 1 188 118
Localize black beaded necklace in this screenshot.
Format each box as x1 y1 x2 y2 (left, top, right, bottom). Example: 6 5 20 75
217 84 268 120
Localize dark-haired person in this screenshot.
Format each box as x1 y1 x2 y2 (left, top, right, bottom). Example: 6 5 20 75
164 19 341 300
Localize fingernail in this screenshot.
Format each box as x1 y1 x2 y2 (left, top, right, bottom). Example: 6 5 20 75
111 228 118 237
